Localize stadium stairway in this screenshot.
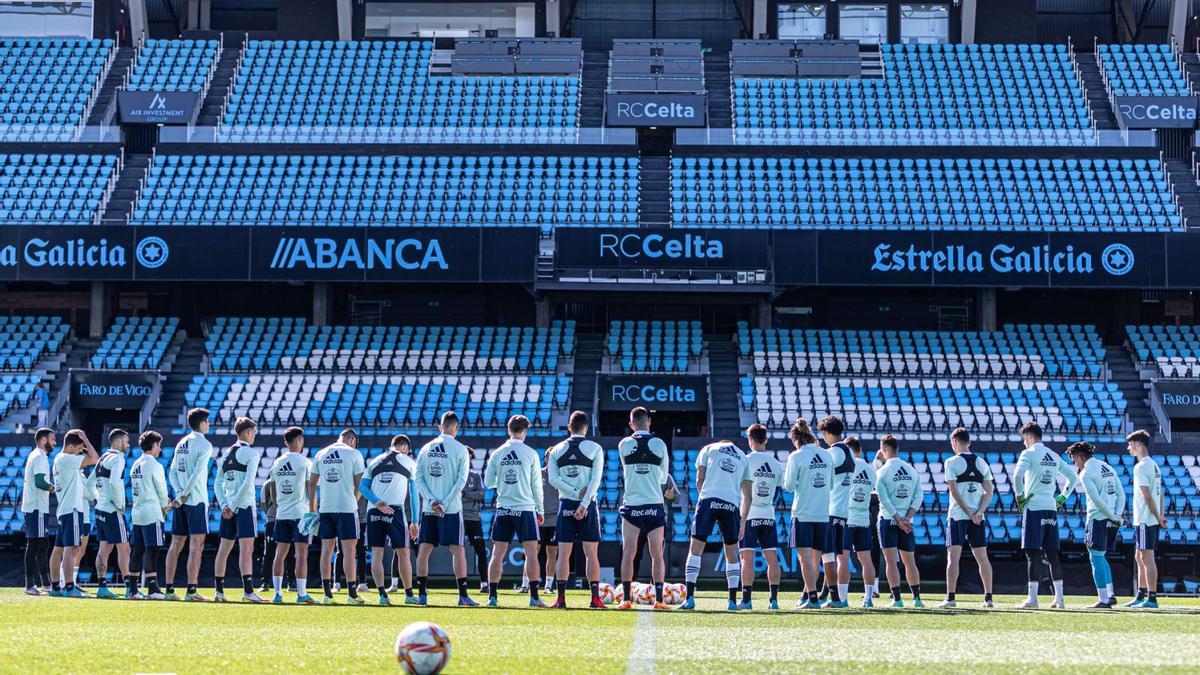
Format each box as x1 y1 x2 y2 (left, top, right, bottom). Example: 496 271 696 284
197 43 243 126
581 51 608 127
706 338 741 436
0 334 80 430
1164 158 1200 225
150 337 205 432
1181 52 1200 96
569 334 604 418
1072 52 1120 129
638 155 671 226
85 47 135 126
99 154 152 223
1105 345 1159 439
703 51 731 128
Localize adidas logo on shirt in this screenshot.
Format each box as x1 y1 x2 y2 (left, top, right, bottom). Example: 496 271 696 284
499 451 522 466
753 463 774 478
808 456 827 469
1039 455 1057 466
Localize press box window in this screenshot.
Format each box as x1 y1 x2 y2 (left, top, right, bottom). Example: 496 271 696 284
839 3 888 45
365 2 536 38
778 3 826 40
900 3 949 45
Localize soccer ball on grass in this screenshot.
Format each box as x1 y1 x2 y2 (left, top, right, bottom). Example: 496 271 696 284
395 621 451 674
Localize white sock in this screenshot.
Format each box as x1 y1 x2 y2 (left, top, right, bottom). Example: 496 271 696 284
838 583 849 601
1098 587 1109 603
296 578 307 596
725 562 741 590
545 576 555 590
1053 580 1064 604
865 582 876 600
273 576 283 596
685 554 702 584
1027 582 1039 604
522 575 529 587
1106 582 1114 598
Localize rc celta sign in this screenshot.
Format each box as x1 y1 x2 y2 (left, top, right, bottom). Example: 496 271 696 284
1115 95 1200 129
605 93 707 127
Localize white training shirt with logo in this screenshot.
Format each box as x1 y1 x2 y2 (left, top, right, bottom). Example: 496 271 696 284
745 451 784 520
414 433 471 515
695 441 750 506
783 443 832 523
21 447 50 514
1132 456 1164 526
1013 442 1077 512
52 452 86 515
618 431 670 507
269 452 312 521
130 454 170 526
847 457 877 528
217 441 262 511
484 439 544 514
313 442 365 514
875 456 924 521
944 453 994 521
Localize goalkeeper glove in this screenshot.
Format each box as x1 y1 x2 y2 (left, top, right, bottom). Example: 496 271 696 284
1055 494 1067 508
1015 495 1028 511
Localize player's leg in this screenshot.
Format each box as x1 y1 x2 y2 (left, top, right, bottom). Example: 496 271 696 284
881 546 903 606
238 534 261 601
487 540 509 605
944 541 962 608
819 520 839 605
764 548 781 609
1085 520 1112 607
1021 548 1043 608
415 542 433 604
646 525 667 608
319 537 337 601
553 541 573 607
394 547 414 601
738 548 755 607
682 530 706 605
970 546 994 607
48 545 62 594
1042 520 1064 608
522 536 543 606
721 542 742 609
855 549 876 607
369 546 388 603
582 541 603 607
899 549 921 604
164 534 185 596
464 519 489 593
272 541 291 600
213 536 234 600
95 541 112 594
618 518 639 608
1141 540 1161 608
294 541 314 602
186 532 206 597
339 536 361 602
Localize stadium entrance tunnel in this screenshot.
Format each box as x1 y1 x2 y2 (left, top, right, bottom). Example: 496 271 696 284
598 409 709 440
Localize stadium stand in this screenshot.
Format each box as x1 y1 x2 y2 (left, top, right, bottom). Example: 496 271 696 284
89 317 179 369
606 320 702 372
739 324 1126 438
1126 324 1200 377
0 154 119 224
1097 43 1191 96
128 155 639 228
0 38 113 140
125 38 220 92
671 156 1183 230
0 316 70 371
184 373 570 432
732 43 1091 131
221 40 580 129
205 318 574 373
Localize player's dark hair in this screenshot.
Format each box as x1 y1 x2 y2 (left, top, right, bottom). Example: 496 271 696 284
234 416 257 435
186 408 210 431
630 406 650 425
139 430 162 453
390 434 411 450
108 428 129 444
568 410 589 434
1019 421 1042 440
950 427 970 444
283 426 304 444
507 415 531 435
34 427 54 445
817 415 845 437
880 434 900 453
339 428 358 444
440 411 460 428
747 423 768 445
63 429 86 448
1067 441 1096 459
788 418 816 447
1126 429 1151 447
845 435 861 455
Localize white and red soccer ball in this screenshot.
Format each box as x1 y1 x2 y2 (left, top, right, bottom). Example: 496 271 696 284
395 622 451 674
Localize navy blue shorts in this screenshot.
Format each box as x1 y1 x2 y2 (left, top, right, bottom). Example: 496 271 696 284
95 509 129 545
619 504 666 532
366 508 409 548
691 498 740 545
948 518 988 549
132 522 165 548
419 512 464 547
219 506 257 540
555 499 600 543
849 525 872 553
1020 509 1060 551
171 502 209 537
273 518 310 545
318 512 360 540
739 518 779 550
23 510 52 538
1086 519 1118 551
80 521 91 539
1135 524 1161 551
877 518 916 552
491 508 540 543
823 516 850 555
790 519 828 549
55 512 83 547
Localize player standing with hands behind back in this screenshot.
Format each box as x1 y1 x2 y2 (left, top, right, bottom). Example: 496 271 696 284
1127 429 1166 609
483 415 545 608
413 411 478 607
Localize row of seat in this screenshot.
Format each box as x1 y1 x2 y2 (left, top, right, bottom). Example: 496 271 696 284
607 320 703 372
89 317 179 370
672 156 1182 231
0 39 112 140
1126 324 1200 377
0 316 69 371
126 39 219 92
0 154 117 225
1097 43 1190 97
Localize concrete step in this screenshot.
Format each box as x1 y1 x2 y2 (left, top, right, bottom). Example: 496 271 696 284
86 48 136 126
1072 52 1119 130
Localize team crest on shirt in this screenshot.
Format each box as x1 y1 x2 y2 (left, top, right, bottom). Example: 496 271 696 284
852 486 868 502
719 458 737 473
503 469 518 485
1039 472 1053 485
966 483 978 494
811 474 826 488
379 473 394 484
563 465 581 478
324 468 341 483
755 481 771 498
429 462 444 478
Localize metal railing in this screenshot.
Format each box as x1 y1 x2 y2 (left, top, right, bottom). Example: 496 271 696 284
78 33 120 140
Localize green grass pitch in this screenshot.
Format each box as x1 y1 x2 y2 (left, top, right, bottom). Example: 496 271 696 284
2 589 1199 673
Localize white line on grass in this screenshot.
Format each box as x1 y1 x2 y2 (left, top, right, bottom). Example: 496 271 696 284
625 609 657 675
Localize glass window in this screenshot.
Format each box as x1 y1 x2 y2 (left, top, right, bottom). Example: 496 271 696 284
365 2 536 39
778 3 826 40
0 1 94 38
900 3 949 44
839 3 888 45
